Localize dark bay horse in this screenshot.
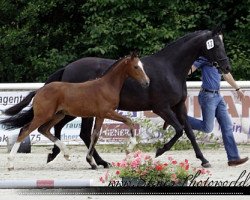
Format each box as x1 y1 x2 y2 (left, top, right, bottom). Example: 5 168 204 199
1 53 149 170
3 28 231 168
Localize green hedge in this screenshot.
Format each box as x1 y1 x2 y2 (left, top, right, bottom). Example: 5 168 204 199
0 0 249 82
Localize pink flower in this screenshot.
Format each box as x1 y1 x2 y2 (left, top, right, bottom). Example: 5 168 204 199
171 174 177 181
120 160 128 167
130 160 140 168
99 176 105 183
185 159 189 164
168 156 174 161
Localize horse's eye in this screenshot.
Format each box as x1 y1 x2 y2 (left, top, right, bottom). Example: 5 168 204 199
134 66 139 69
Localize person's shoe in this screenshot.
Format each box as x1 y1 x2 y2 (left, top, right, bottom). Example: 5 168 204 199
228 157 249 166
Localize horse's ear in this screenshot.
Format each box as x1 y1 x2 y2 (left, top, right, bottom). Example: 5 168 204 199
212 24 223 36
130 51 139 59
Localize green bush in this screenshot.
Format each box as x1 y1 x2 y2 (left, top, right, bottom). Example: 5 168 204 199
0 0 249 82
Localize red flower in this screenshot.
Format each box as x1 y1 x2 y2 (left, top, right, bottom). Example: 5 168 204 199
155 164 164 171
172 160 177 165
185 164 189 171
116 170 120 175
163 163 168 167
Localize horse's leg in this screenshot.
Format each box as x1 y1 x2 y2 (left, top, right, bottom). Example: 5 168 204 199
153 107 185 157
173 101 210 167
86 117 104 169
8 118 47 170
47 115 75 163
155 103 211 168
105 111 136 154
80 117 110 168
38 111 71 161
183 119 211 167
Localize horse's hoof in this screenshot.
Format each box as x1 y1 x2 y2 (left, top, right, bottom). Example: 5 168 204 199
91 164 97 170
97 161 111 169
8 167 14 171
155 148 165 158
47 153 56 163
64 155 71 161
125 149 131 155
201 162 211 168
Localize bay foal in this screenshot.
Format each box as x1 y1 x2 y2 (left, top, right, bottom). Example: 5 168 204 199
3 53 149 170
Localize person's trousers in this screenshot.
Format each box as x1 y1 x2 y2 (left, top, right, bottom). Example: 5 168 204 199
188 91 240 161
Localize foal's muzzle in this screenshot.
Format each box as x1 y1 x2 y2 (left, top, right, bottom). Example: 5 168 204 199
141 78 150 88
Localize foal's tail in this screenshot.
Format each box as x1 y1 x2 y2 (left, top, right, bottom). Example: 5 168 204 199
0 68 65 130
0 108 34 130
1 91 35 130
4 91 36 116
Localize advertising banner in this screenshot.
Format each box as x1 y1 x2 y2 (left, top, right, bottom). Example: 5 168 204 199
0 82 249 145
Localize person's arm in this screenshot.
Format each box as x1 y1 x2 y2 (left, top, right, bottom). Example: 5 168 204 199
188 65 197 75
222 72 245 101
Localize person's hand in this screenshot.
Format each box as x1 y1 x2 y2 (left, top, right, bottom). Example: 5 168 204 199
236 89 245 101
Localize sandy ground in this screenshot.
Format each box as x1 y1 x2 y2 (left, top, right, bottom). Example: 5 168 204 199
0 145 249 199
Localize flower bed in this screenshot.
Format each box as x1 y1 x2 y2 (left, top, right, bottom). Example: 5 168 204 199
100 150 210 186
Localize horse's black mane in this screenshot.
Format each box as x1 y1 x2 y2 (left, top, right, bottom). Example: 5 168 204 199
157 30 210 54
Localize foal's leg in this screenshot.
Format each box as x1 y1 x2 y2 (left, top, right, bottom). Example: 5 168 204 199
8 119 46 170
47 115 75 163
38 111 71 161
105 111 137 154
86 117 104 169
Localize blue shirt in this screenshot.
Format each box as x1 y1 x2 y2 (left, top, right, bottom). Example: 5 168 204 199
193 57 222 91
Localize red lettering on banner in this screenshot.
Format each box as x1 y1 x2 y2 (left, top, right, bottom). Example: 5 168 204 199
242 96 250 118
223 96 238 117
194 96 201 118
143 111 158 118
142 94 250 119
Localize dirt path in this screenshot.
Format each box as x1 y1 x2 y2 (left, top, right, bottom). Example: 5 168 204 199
0 145 249 199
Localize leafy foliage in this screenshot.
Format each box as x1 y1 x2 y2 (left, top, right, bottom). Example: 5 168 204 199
0 0 249 82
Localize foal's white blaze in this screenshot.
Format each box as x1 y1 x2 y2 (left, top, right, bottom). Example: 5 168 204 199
137 60 150 83
138 60 144 70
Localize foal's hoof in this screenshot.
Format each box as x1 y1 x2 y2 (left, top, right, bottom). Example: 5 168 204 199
64 155 71 161
201 162 211 168
155 148 165 158
47 153 56 163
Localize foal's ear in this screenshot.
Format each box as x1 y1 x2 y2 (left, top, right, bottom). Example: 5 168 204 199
212 24 223 36
130 51 139 59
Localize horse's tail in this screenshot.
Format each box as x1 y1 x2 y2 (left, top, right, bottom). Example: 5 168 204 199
3 91 36 116
45 67 65 84
0 108 34 130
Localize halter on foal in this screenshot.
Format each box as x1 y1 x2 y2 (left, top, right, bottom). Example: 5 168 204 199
6 52 149 170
